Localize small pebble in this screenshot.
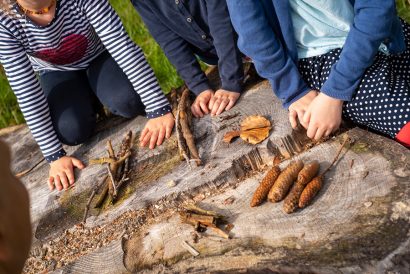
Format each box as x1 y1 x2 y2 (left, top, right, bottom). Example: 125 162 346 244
167 180 177 187
364 201 373 208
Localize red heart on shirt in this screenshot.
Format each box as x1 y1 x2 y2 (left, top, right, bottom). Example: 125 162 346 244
34 33 88 65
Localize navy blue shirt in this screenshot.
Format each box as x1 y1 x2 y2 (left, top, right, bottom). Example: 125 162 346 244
132 0 244 95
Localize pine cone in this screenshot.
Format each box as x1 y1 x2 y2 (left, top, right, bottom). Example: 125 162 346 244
250 165 281 207
268 160 304 202
298 176 323 208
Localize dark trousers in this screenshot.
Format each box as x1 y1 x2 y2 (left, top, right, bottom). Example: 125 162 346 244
39 51 145 146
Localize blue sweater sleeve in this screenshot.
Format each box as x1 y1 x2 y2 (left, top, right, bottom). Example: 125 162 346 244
226 0 310 108
133 1 211 95
206 1 244 93
321 0 396 101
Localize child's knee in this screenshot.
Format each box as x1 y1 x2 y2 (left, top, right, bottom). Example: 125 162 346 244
55 114 95 145
106 95 145 118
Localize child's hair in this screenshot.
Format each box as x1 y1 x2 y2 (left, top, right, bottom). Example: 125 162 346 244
0 0 15 14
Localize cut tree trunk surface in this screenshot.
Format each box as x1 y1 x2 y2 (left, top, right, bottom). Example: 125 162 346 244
1 80 409 274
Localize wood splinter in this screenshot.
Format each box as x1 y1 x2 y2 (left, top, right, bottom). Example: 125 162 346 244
180 204 231 239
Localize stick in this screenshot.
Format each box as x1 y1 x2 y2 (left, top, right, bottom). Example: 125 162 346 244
180 212 216 227
208 225 230 239
107 140 116 159
83 189 97 223
89 157 117 165
178 88 202 166
183 204 224 218
321 134 350 176
15 158 45 178
180 241 199 257
175 101 192 168
113 157 130 201
106 164 117 196
94 179 109 208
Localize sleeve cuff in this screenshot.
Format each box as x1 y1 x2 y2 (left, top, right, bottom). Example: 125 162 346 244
321 81 354 102
146 105 172 119
283 86 311 109
45 149 67 163
221 80 243 93
189 81 212 96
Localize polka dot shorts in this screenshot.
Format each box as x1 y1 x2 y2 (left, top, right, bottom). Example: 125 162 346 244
298 19 410 138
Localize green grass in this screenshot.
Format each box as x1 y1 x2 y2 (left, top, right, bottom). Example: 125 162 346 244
0 0 409 128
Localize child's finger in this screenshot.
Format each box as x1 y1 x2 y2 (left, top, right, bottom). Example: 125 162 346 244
324 129 333 138
297 110 307 129
215 98 229 115
149 130 159 149
48 176 55 191
208 95 217 110
288 109 298 129
59 172 70 190
199 100 209 114
314 127 325 141
140 127 149 142
55 175 63 191
191 104 198 118
211 97 222 115
166 123 173 139
156 127 166 146
225 98 236 111
192 102 203 118
303 111 311 126
72 158 85 169
66 169 75 185
306 123 318 139
141 131 152 147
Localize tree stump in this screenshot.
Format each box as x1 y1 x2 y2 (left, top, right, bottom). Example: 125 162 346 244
1 81 409 274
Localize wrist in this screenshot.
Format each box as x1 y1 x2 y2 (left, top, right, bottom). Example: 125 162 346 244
319 92 343 105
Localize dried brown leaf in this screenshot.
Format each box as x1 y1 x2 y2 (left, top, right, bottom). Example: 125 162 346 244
240 115 271 131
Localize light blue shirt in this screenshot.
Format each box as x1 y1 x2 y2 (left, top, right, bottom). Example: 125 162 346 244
289 0 354 58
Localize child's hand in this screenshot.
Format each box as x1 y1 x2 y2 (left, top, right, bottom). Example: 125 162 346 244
288 90 318 129
49 156 85 191
191 89 214 118
140 112 175 149
303 93 343 140
209 89 240 116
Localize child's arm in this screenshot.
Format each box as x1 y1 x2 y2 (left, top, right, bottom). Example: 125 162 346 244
0 22 84 191
81 0 171 119
226 0 311 109
0 24 65 163
205 1 244 115
307 0 397 140
320 0 396 101
131 1 211 97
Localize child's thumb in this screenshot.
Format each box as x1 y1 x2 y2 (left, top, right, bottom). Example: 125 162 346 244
72 158 85 169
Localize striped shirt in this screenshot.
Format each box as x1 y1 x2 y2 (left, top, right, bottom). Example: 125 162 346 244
0 0 171 162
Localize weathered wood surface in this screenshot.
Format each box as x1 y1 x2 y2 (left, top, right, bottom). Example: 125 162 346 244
1 80 409 274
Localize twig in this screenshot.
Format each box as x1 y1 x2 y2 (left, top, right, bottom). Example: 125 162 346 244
106 164 117 195
178 88 202 166
84 175 107 221
321 134 350 176
107 140 116 159
180 241 199 256
94 179 109 208
183 204 224 219
83 190 96 223
15 158 45 178
208 225 230 239
175 101 192 169
89 157 116 165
